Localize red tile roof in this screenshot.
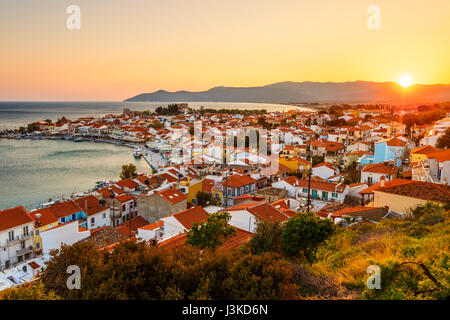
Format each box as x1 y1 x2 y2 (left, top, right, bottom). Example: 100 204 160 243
115 179 139 189
45 200 82 219
0 206 33 231
74 195 109 216
116 216 150 237
426 149 450 162
359 178 413 195
157 188 187 205
247 202 289 222
383 137 407 147
30 207 58 227
170 206 208 229
378 181 450 204
223 174 256 188
362 163 397 175
313 162 337 170
411 145 439 155
115 194 135 203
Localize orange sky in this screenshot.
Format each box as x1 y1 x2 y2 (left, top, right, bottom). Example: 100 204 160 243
0 0 449 101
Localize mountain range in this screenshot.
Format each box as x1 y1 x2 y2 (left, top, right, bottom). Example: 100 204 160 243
125 81 450 104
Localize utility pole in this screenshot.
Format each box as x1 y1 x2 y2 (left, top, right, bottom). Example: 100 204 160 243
307 167 312 213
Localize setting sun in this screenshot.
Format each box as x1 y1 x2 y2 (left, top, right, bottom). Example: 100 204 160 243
399 74 413 88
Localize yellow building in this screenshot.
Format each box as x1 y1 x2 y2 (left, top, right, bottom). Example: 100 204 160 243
180 178 203 203
279 156 311 174
29 208 59 255
410 145 439 163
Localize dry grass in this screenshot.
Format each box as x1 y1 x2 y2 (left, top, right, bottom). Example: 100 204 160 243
310 211 449 299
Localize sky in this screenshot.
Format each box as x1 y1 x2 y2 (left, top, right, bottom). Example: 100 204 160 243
0 0 449 101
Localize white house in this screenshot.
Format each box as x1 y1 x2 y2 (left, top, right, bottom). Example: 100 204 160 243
361 163 397 185
272 176 302 198
156 206 207 241
40 221 90 255
0 206 35 270
312 162 338 180
226 202 289 233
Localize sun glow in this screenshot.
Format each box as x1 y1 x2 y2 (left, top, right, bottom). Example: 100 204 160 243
398 74 413 88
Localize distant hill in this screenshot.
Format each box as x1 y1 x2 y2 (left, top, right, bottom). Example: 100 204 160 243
125 81 450 104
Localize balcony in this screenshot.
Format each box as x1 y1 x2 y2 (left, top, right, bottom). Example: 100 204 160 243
6 233 32 245
16 245 33 256
110 210 122 218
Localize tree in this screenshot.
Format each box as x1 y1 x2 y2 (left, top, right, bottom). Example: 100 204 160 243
0 281 60 300
120 163 138 179
436 127 450 149
249 220 283 254
186 212 237 250
281 213 335 263
196 191 215 207
312 156 324 167
226 252 299 299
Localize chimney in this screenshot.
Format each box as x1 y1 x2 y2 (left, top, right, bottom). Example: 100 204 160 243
380 176 385 187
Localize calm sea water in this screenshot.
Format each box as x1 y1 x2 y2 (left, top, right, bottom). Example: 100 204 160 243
0 101 306 210
0 139 149 210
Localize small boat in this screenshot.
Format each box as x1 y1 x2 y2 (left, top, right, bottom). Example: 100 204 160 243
133 147 143 158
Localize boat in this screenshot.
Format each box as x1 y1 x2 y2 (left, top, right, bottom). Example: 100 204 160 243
133 147 143 158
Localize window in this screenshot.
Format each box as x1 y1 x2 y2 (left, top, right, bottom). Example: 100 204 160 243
35 229 39 236
21 241 25 249
23 226 29 236
36 242 41 249
91 217 95 224
102 212 106 219
332 193 338 198
122 204 126 211
302 188 308 193
8 231 14 241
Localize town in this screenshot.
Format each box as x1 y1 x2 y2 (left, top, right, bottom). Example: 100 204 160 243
0 102 449 292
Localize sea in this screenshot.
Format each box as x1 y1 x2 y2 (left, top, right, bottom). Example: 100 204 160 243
0 101 309 210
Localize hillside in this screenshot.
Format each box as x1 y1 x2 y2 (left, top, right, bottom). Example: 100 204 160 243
125 81 450 104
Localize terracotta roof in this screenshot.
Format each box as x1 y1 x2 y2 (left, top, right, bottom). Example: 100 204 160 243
362 163 397 175
331 206 388 222
377 181 450 204
290 178 346 193
217 227 253 252
313 162 337 170
426 149 450 162
157 188 187 205
116 216 149 237
411 145 439 155
115 194 135 203
359 178 413 195
74 195 109 216
0 206 33 231
115 179 139 189
247 202 289 222
170 206 208 229
135 175 151 185
140 220 164 231
382 137 407 147
223 174 256 188
324 141 345 151
45 200 82 219
283 176 302 187
30 207 58 227
202 179 216 192
158 233 187 251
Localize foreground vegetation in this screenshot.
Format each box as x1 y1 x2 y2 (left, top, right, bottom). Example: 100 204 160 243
0 205 448 300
